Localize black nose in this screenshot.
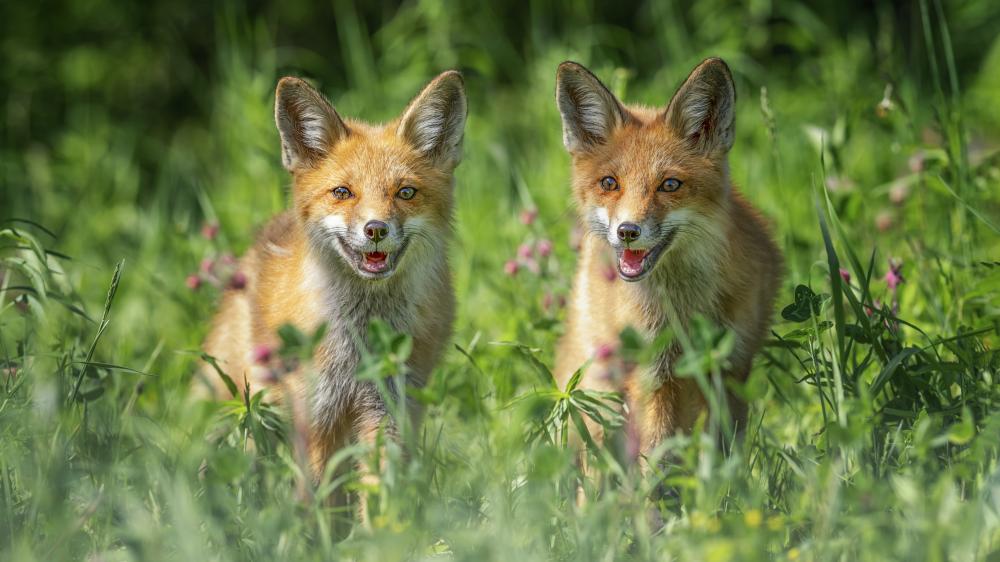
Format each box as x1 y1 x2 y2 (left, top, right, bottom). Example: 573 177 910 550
617 222 641 243
364 220 389 242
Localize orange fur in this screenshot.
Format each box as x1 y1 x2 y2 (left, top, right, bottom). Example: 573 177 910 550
554 59 783 456
200 72 466 518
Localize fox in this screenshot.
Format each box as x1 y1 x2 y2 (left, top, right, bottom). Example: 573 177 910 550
553 58 782 458
200 71 466 505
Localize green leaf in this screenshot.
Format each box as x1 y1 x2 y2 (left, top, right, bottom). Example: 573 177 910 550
947 408 975 445
565 362 589 393
70 259 124 403
844 324 871 344
781 285 823 322
493 341 558 388
816 194 847 366
202 352 239 399
871 347 922 396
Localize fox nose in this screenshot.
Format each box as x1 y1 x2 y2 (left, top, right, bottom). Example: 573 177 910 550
617 222 641 243
364 220 389 242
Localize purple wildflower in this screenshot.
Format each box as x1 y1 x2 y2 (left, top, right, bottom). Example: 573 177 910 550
603 265 617 282
889 181 909 205
569 226 583 252
875 211 894 232
595 343 616 361
537 239 553 257
201 222 219 240
885 259 904 291
252 344 274 365
504 260 519 276
229 271 247 290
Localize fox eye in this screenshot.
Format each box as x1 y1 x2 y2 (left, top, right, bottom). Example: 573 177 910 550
396 186 418 200
658 178 683 193
599 176 619 191
332 186 353 200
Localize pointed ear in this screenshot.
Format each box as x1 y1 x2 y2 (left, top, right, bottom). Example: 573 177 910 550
397 70 467 170
556 62 628 154
274 77 348 173
663 58 736 155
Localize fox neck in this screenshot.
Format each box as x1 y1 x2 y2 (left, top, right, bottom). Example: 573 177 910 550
302 236 448 334
615 203 730 333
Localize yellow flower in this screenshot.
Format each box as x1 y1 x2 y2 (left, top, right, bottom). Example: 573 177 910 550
788 547 801 560
744 509 762 528
690 511 707 529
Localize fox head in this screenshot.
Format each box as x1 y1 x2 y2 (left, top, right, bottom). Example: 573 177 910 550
556 58 736 282
275 71 467 281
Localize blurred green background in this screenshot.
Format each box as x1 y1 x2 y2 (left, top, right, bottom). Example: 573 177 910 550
2 0 1000 560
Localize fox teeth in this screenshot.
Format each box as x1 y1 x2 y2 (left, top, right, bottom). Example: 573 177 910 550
620 249 647 277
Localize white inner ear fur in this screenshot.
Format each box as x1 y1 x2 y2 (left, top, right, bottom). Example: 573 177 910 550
275 79 347 172
398 75 467 168
404 101 463 155
557 66 623 153
296 104 337 153
562 88 613 149
666 62 736 154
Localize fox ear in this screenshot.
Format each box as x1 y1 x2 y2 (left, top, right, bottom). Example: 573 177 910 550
274 77 348 173
556 62 627 154
397 71 467 170
664 58 736 155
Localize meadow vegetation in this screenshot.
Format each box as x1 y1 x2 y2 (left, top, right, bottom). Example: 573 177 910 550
2 0 1000 559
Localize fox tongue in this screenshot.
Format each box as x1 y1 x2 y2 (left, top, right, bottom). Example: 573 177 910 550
362 251 388 273
620 249 647 277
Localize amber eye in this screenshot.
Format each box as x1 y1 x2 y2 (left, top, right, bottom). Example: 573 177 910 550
599 176 619 191
659 178 683 192
397 186 417 200
332 186 353 200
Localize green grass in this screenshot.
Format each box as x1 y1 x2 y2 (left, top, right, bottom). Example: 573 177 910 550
3 1 1000 560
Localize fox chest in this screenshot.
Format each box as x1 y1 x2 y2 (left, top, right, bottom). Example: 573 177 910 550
578 268 725 373
306 293 422 428
319 294 419 371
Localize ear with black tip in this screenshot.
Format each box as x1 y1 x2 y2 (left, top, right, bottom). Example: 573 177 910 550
274 77 349 173
555 62 628 154
397 70 468 170
663 58 736 155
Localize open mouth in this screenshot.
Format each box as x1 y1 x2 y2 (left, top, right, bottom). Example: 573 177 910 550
336 237 410 280
362 251 389 274
615 230 677 282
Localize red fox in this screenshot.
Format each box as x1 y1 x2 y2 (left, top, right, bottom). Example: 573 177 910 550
553 59 782 455
201 71 466 488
